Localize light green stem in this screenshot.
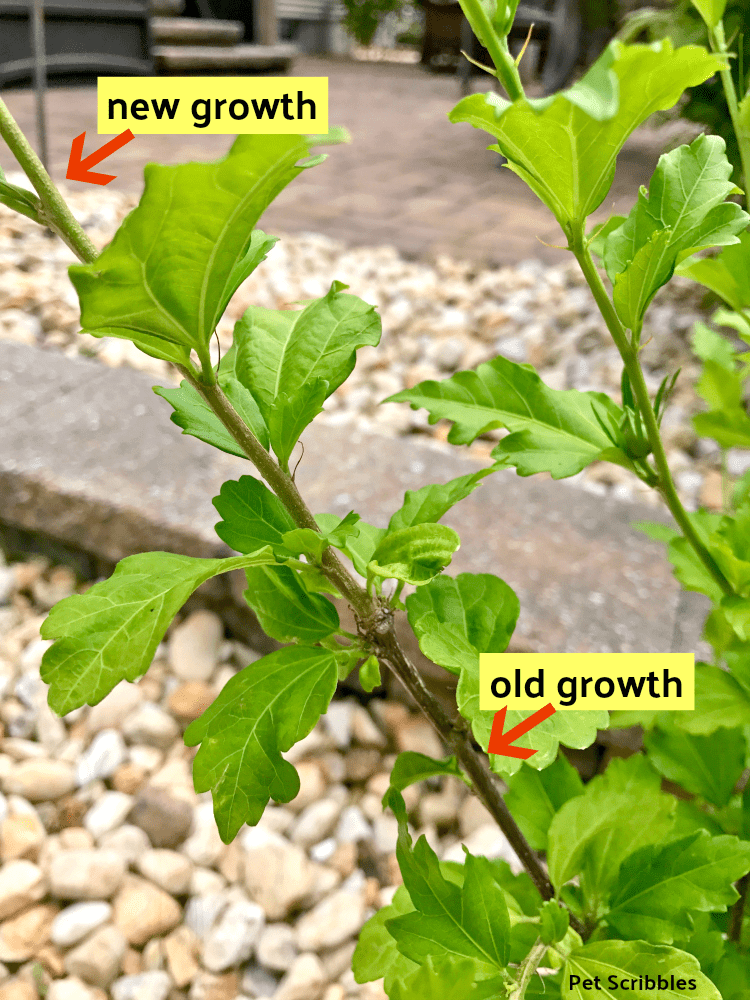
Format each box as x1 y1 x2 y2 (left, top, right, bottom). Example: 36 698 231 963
458 0 525 101
710 21 750 209
509 941 548 1000
573 234 734 597
0 97 98 264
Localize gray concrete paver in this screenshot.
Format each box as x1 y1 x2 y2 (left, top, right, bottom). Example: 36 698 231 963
1 341 709 657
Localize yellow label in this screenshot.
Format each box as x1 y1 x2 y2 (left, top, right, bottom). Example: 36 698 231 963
97 77 328 134
479 654 694 710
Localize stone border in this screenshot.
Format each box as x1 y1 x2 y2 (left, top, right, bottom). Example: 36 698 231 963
1 342 710 659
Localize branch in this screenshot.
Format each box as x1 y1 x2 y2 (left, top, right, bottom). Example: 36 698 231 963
182 370 576 923
0 97 98 264
730 872 749 944
572 236 734 598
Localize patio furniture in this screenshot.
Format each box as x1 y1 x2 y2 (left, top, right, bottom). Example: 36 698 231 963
0 0 153 87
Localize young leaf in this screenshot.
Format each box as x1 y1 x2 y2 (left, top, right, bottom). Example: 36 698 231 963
603 135 749 331
265 377 328 470
605 831 750 943
383 788 511 975
634 513 725 603
548 756 675 897
405 572 520 676
389 751 465 791
185 645 339 841
449 41 727 230
278 512 361 563
213 476 295 554
540 901 570 946
689 0 728 29
677 231 750 312
353 885 420 990
387 355 631 478
563 941 720 1000
673 663 750 736
68 127 347 366
611 228 674 333
243 565 339 643
504 754 585 850
316 514 387 578
368 524 460 585
692 321 737 370
154 375 270 458
358 654 382 693
0 167 43 225
643 727 746 807
235 279 380 461
389 956 479 1000
387 469 492 533
40 549 275 714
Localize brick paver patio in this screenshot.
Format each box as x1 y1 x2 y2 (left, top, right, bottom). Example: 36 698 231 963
1 54 684 266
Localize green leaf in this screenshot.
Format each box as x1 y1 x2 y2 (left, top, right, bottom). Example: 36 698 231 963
185 645 339 841
505 755 584 851
359 654 382 693
541 901 570 946
563 941 720 1000
40 549 275 714
449 41 727 230
154 375 270 458
353 885 420 990
280 512 362 563
689 324 750 449
690 0 728 29
605 831 750 943
677 231 750 312
235 279 380 462
603 136 749 331
548 756 675 896
612 228 675 332
644 726 746 806
673 663 750 735
368 524 460 585
0 168 43 225
387 355 630 478
316 514 387 579
387 470 491 532
383 788 511 975
405 573 599 778
68 128 348 366
266 377 328 470
692 321 737 370
213 476 295 554
389 752 465 791
406 572 519 676
243 564 339 643
390 956 479 1000
633 512 725 603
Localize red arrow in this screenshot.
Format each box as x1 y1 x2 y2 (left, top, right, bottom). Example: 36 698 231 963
488 703 557 759
66 130 135 186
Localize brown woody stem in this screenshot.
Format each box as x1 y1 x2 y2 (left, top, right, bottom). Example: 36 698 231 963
181 368 578 926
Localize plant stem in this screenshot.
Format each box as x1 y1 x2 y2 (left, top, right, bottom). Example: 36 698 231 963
181 368 577 925
730 873 749 943
709 22 750 210
509 941 548 1000
458 0 525 101
572 237 734 597
0 97 98 264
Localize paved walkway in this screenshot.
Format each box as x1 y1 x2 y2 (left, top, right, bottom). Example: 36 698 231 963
1 54 686 266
